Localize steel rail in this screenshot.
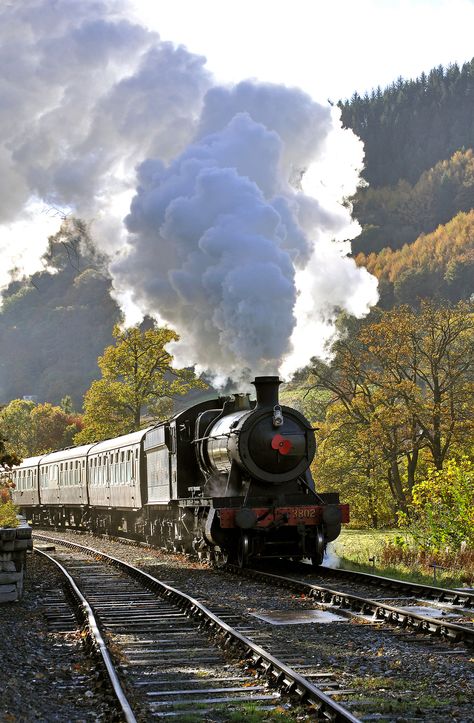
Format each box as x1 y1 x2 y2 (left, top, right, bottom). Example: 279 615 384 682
315 565 474 608
34 548 137 723
34 533 361 723
229 565 474 646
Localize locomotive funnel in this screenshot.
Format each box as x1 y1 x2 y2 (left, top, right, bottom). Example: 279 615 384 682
252 376 281 408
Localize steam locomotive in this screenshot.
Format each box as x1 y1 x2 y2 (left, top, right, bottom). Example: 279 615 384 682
8 376 348 566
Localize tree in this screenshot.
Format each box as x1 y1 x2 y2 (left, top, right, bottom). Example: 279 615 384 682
75 323 206 443
0 437 21 471
0 400 36 458
339 58 474 188
408 457 474 551
355 204 474 307
0 217 122 407
30 403 83 454
0 399 83 456
309 337 417 514
309 300 474 517
360 300 474 471
313 400 396 527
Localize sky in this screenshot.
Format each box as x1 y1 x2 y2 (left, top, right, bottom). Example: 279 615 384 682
131 0 474 103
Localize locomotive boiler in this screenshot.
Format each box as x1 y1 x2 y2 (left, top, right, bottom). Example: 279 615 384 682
9 376 349 566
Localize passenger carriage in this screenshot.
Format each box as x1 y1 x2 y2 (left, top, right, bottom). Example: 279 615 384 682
87 429 151 534
38 444 91 511
10 456 42 508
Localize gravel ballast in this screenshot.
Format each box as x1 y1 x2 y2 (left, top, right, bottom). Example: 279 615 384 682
0 550 118 722
20 532 474 722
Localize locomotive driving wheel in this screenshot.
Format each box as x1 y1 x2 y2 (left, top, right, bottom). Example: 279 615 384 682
237 533 250 568
311 528 325 567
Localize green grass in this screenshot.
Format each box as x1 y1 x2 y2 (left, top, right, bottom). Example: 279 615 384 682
333 528 403 563
332 529 470 588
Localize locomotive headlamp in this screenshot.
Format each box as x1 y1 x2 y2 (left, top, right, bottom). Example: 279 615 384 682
272 405 284 427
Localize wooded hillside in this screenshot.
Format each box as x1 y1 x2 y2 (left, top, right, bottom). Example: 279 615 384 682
339 60 474 187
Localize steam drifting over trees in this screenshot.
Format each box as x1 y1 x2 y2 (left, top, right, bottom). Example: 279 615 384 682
0 0 378 385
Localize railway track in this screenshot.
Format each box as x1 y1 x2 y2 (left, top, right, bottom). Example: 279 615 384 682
231 562 474 647
35 547 136 722
34 534 360 722
312 564 474 608
33 530 474 721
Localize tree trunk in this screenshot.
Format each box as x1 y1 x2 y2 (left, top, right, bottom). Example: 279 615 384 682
366 470 378 528
134 406 141 430
387 461 408 513
406 448 419 494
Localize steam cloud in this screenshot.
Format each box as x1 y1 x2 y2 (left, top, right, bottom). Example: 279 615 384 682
0 0 378 381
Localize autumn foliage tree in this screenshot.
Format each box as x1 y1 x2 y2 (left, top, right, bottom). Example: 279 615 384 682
309 300 474 523
351 149 474 255
359 300 473 469
356 209 474 307
0 399 82 456
313 400 395 527
75 323 206 443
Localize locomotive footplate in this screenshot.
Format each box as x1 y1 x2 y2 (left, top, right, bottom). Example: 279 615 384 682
218 503 350 529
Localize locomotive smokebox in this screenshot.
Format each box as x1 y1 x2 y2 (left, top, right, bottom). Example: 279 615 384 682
203 373 316 485
253 376 282 408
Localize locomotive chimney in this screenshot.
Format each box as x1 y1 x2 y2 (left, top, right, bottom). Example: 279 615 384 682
252 376 281 408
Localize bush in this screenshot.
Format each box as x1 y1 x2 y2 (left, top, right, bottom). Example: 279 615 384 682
0 480 19 528
409 457 473 552
0 499 19 528
380 541 474 587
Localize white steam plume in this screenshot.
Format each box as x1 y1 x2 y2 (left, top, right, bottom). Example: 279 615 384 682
0 0 378 380
0 0 210 267
114 82 378 378
322 543 341 569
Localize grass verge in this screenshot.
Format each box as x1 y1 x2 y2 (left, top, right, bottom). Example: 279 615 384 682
332 529 473 588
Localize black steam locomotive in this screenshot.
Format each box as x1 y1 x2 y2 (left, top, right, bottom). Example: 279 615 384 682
9 376 348 566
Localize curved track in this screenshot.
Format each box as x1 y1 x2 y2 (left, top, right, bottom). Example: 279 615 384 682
35 547 136 722
34 533 360 722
